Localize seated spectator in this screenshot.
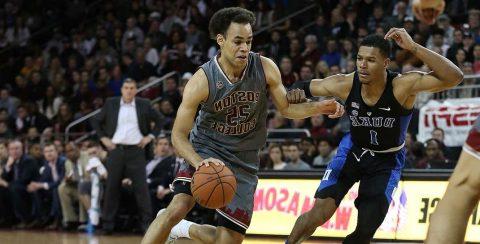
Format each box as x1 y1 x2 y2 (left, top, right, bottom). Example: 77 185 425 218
431 127 461 161
146 136 177 214
58 142 89 230
416 139 455 169
284 144 311 170
78 142 108 231
27 143 65 229
270 144 287 170
299 138 317 165
313 137 336 168
0 140 39 228
281 141 293 163
310 115 330 139
28 143 44 168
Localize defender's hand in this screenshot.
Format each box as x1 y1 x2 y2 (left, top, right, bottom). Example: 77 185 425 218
318 99 345 118
287 89 307 104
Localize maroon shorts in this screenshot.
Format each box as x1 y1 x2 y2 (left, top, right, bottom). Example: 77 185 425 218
172 160 258 235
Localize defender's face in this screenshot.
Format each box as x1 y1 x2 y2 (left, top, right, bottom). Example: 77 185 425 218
218 22 252 67
356 46 389 84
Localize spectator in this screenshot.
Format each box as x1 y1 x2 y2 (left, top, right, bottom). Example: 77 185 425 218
266 144 286 170
162 77 182 110
122 17 145 50
145 136 177 214
300 35 321 66
128 48 156 83
321 39 341 67
474 43 480 74
284 144 311 170
37 85 63 120
28 143 43 167
313 137 336 168
53 103 73 134
279 57 299 88
1 140 39 228
299 65 314 81
58 142 89 230
417 139 455 169
0 121 13 139
446 29 464 62
310 115 330 139
27 143 65 229
427 29 449 57
0 88 19 117
299 138 317 165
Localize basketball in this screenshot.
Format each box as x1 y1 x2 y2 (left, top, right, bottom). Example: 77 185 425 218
412 0 445 25
191 164 237 209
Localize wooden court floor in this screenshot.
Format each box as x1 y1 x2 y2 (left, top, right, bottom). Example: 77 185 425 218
0 230 420 243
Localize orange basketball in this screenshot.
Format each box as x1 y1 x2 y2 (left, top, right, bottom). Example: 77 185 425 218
191 164 237 209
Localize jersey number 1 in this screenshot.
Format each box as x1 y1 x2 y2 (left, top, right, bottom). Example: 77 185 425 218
370 130 379 145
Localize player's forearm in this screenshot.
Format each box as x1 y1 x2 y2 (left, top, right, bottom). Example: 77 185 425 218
280 102 323 119
411 43 463 85
171 131 203 168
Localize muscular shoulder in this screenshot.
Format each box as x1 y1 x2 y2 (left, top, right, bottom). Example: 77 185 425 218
259 56 280 85
184 68 209 103
392 71 423 91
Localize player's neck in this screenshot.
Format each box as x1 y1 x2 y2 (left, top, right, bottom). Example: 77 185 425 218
361 70 388 97
218 55 246 79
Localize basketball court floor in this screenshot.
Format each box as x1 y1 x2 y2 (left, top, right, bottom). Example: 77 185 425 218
0 230 421 243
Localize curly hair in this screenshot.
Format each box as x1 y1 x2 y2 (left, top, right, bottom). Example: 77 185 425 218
208 7 256 39
360 34 391 58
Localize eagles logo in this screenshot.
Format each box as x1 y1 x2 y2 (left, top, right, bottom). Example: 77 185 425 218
216 80 224 89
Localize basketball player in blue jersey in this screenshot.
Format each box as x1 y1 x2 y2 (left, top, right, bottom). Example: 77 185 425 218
141 7 344 244
426 117 480 243
286 28 464 244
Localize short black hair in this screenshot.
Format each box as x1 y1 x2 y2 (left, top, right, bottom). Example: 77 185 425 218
359 34 390 57
208 7 255 39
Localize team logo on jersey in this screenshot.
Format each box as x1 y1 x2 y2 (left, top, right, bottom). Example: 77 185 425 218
216 80 224 89
351 102 359 109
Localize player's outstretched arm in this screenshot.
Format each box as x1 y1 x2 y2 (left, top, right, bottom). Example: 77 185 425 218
426 147 480 244
171 70 209 169
290 72 353 103
261 57 345 119
385 27 463 94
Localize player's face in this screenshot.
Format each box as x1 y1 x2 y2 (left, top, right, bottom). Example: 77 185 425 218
217 22 252 68
356 46 389 84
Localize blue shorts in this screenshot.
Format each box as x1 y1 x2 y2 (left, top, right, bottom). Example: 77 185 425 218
315 134 405 206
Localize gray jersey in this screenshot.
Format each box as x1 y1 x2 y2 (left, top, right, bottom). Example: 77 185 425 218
190 52 268 172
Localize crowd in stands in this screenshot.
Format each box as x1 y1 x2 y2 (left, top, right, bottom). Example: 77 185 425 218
0 0 479 233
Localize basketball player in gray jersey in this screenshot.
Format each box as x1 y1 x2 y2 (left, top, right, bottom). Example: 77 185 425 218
142 7 344 244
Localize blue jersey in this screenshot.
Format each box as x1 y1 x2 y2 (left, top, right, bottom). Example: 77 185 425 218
346 70 413 151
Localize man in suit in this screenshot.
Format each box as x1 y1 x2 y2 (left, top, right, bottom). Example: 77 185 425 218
0 140 39 228
91 78 163 234
27 143 66 229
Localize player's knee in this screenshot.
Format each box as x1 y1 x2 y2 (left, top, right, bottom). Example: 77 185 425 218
165 203 189 223
310 198 336 223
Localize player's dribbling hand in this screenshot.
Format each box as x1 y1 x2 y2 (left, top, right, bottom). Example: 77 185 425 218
195 157 225 170
318 99 345 118
384 28 416 52
286 88 307 104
